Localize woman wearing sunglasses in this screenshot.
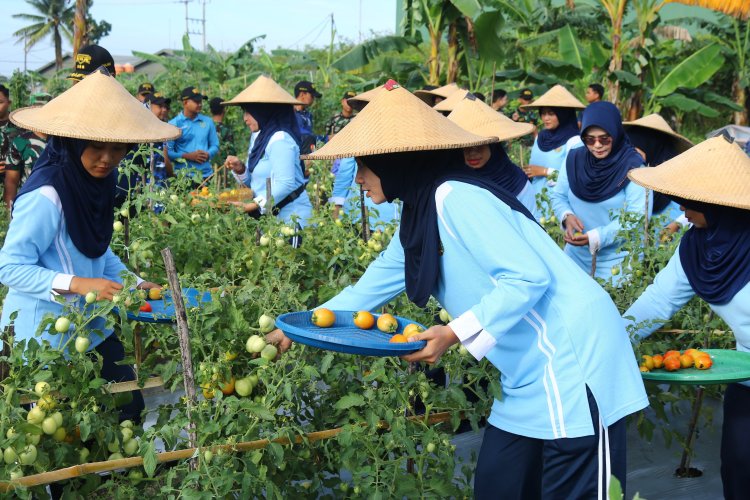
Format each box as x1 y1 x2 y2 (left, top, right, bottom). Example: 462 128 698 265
550 101 650 282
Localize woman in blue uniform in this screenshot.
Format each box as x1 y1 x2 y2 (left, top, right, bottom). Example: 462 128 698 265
623 135 750 500
0 69 175 422
447 93 537 215
223 75 313 230
521 85 585 203
551 101 650 282
270 83 648 499
624 113 693 235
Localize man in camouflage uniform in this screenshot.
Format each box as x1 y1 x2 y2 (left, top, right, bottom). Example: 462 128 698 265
4 130 47 206
210 97 236 165
511 88 539 147
0 84 22 206
324 90 356 139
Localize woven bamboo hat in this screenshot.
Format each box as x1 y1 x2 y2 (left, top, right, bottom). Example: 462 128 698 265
302 81 496 160
10 69 180 143
223 75 302 106
519 84 585 110
433 89 471 113
414 82 460 104
448 94 534 142
628 135 750 210
623 113 693 153
347 86 387 111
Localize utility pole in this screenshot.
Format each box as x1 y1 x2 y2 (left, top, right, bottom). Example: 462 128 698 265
182 0 206 50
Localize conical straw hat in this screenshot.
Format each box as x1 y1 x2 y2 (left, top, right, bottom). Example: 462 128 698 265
628 135 750 210
448 95 534 142
347 85 387 111
302 82 496 160
10 69 180 143
433 89 471 113
414 82 460 104
623 113 693 153
520 84 585 110
223 75 302 106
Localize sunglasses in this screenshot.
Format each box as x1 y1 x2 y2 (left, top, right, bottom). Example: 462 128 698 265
583 135 613 146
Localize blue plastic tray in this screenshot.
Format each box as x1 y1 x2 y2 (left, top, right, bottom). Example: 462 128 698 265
276 311 428 357
117 288 212 324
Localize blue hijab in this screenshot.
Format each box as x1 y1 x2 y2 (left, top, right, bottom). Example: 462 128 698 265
626 126 678 213
242 103 302 173
536 107 579 152
471 143 528 196
567 101 643 202
363 149 537 307
675 197 750 305
16 136 116 258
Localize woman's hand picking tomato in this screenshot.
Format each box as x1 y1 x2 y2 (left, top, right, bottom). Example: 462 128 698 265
265 328 292 354
401 325 460 364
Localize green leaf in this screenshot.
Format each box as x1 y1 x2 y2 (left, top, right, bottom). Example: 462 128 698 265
558 25 583 70
474 10 506 63
449 0 482 18
613 70 642 88
332 36 416 72
608 475 623 500
142 440 157 478
703 91 744 112
652 44 724 97
334 393 365 410
659 94 720 118
89 378 108 390
320 352 334 374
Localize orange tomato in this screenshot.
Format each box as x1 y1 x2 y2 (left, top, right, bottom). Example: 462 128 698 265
664 356 681 372
312 308 336 328
651 354 664 369
639 365 650 373
684 348 703 359
403 324 424 338
377 313 398 333
220 377 236 396
679 354 694 369
389 334 407 343
694 354 713 370
641 355 655 371
664 350 681 359
201 383 216 399
353 311 375 330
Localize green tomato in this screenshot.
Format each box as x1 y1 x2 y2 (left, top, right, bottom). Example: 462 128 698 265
108 452 124 461
426 442 436 453
51 411 63 428
438 308 452 323
9 468 24 480
75 336 90 353
120 420 134 429
235 377 254 397
245 335 266 354
259 235 271 247
107 440 121 453
5 428 17 439
258 314 275 333
26 432 41 446
41 417 58 435
113 221 124 232
27 406 45 425
170 194 179 203
34 381 50 397
85 291 97 304
3 447 18 465
203 450 213 464
18 444 37 466
52 426 67 442
123 438 139 456
260 344 278 361
611 267 621 276
120 208 129 218
121 427 134 443
78 447 90 463
54 316 71 333
248 374 259 387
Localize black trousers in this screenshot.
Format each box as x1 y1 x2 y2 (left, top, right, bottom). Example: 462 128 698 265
474 388 627 500
95 334 145 424
721 383 750 500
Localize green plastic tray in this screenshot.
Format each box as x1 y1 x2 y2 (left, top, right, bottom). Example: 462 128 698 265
641 349 750 385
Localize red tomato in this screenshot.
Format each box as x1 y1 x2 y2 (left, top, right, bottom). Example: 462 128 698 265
139 303 153 313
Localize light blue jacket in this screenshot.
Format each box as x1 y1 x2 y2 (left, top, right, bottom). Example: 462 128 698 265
551 164 652 282
233 131 313 227
330 157 400 229
323 181 648 439
0 186 133 350
528 135 583 202
167 112 219 178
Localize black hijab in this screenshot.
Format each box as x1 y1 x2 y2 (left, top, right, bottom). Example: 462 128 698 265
470 143 528 196
567 101 644 202
674 197 750 305
16 136 116 258
363 149 536 307
536 107 579 152
626 126 678 213
242 103 302 173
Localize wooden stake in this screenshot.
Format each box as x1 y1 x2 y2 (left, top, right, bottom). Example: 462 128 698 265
265 177 273 214
360 185 370 242
644 188 650 247
160 247 198 468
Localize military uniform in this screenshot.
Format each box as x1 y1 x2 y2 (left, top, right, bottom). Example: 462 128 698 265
5 130 46 182
324 112 353 137
0 121 21 179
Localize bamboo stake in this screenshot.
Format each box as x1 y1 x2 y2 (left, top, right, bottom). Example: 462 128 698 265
360 185 370 242
590 250 598 278
0 410 460 491
160 248 198 468
194 163 227 192
644 188 650 247
265 177 273 214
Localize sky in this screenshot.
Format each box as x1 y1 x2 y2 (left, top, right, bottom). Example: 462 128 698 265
0 0 398 77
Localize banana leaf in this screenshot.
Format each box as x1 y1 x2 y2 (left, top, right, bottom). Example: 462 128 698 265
659 93 720 117
651 43 725 97
332 36 416 72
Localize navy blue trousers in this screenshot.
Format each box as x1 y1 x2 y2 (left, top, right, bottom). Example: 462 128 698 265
95 334 145 424
474 388 626 500
721 383 750 500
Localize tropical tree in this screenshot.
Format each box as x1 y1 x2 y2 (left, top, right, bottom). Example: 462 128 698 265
73 0 88 55
12 0 75 70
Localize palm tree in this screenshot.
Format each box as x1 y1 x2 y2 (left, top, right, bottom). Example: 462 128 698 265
73 0 89 56
13 0 75 70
